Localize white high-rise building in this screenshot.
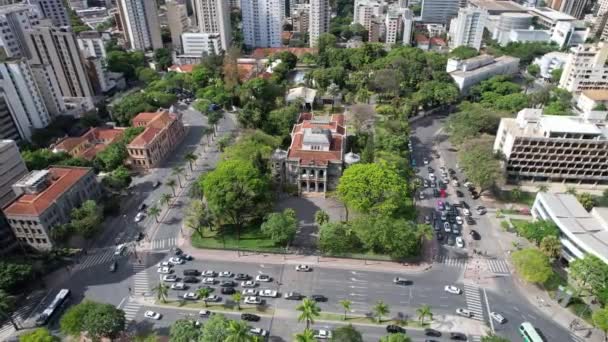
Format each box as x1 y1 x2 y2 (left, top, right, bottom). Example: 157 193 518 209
599 0 608 15
117 0 163 51
182 32 222 56
385 9 402 45
77 31 107 59
421 0 460 24
167 0 189 51
560 42 608 93
241 0 284 48
449 7 487 51
402 8 414 45
28 0 69 27
192 0 231 51
0 4 42 59
354 0 384 42
309 0 330 47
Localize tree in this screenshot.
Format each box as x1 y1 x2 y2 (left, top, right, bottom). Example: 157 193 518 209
551 68 563 83
19 328 59 342
317 33 337 54
0 290 17 331
527 64 540 77
153 48 172 70
458 137 501 194
160 193 173 208
185 199 213 238
379 334 412 342
225 319 251 342
266 105 299 136
539 235 561 260
70 200 103 238
297 298 321 329
169 319 203 342
536 184 549 193
593 307 608 342
232 292 242 310
261 209 298 246
480 334 511 342
315 210 330 226
197 287 212 307
152 282 169 303
339 299 352 320
577 192 596 211
569 255 608 299
295 329 316 342
373 300 390 323
94 142 128 172
21 149 71 170
516 220 559 246
200 314 230 342
511 248 553 284
327 83 340 109
511 187 522 201
148 205 161 223
137 68 159 83
446 102 509 145
416 305 432 325
172 166 185 187
184 152 198 172
449 46 479 60
337 162 408 217
166 179 177 196
60 300 125 340
330 324 363 342
318 222 361 255
0 262 33 293
102 166 132 191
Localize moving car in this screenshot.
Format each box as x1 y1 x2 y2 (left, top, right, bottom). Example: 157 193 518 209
134 212 145 222
153 181 161 188
296 264 312 272
476 205 486 215
109 261 117 272
249 328 269 337
456 308 473 318
284 292 304 300
221 287 235 295
386 325 406 333
256 274 272 282
455 236 465 248
244 296 261 304
162 275 178 282
114 244 126 256
171 282 186 290
168 257 185 265
183 292 199 300
241 281 257 288
311 294 327 302
198 310 211 317
235 273 250 280
314 330 332 339
144 311 161 320
444 285 462 294
393 277 412 285
423 157 429 165
469 230 481 240
241 313 260 322
490 311 506 324
219 271 233 277
450 332 467 340
259 289 278 298
424 328 441 337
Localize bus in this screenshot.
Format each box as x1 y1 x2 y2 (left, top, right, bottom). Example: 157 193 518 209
519 322 544 342
35 289 71 326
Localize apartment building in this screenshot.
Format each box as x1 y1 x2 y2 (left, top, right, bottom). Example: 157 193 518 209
447 54 520 93
192 0 231 51
241 0 284 48
117 0 163 51
493 108 608 184
384 9 402 45
0 4 42 59
3 167 101 250
291 3 309 33
0 98 21 141
354 0 384 42
527 6 576 30
53 127 124 161
0 140 27 209
309 0 330 48
402 8 414 45
181 32 222 56
28 0 69 27
127 111 186 170
532 192 608 264
420 0 460 24
559 42 608 93
77 31 107 59
449 7 487 51
166 0 189 51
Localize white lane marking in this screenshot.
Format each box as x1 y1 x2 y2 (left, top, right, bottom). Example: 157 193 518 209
484 288 495 333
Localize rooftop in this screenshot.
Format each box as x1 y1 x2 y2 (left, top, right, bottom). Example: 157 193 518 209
53 127 124 161
502 109 608 138
449 55 519 78
286 87 317 104
3 167 92 217
251 48 316 59
288 113 346 166
582 90 608 101
468 0 526 13
129 111 177 147
168 64 195 73
529 7 576 22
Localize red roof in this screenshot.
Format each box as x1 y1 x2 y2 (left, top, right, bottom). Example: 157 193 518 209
415 34 429 43
251 48 316 59
281 31 293 41
430 37 446 46
287 113 346 166
168 64 196 73
54 127 124 160
3 167 92 216
237 63 256 82
129 111 176 147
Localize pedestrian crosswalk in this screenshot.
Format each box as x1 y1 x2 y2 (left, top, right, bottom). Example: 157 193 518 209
486 258 510 275
73 247 122 272
0 290 46 339
463 284 485 321
132 263 150 296
150 237 176 249
435 254 468 268
470 335 481 342
121 298 143 322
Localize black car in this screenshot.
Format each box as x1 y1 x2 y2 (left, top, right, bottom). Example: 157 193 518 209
448 216 456 224
433 188 440 198
447 236 455 246
470 230 481 240
427 166 433 173
241 313 260 322
466 217 475 225
311 295 327 302
284 292 305 300
235 273 250 280
450 332 467 340
171 247 183 256
183 276 199 283
221 287 236 295
135 232 145 242
448 168 456 175
183 269 201 276
109 261 117 272
220 281 236 287
436 232 444 241
472 193 480 199
153 181 161 188
386 325 406 333
138 203 147 212
456 190 464 197
424 328 441 337
460 200 469 209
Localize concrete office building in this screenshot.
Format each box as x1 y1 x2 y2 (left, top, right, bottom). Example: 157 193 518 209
447 55 520 93
0 98 21 141
291 3 310 33
181 32 222 56
528 6 576 30
77 31 107 59
420 0 460 25
492 12 533 46
309 0 330 47
402 8 413 45
533 51 568 79
384 9 401 45
192 0 231 51
532 192 608 264
494 108 608 184
449 7 487 51
0 4 42 59
3 167 101 250
241 0 284 48
558 0 590 19
117 0 163 51
28 0 69 27
166 0 189 51
0 140 28 209
559 42 608 93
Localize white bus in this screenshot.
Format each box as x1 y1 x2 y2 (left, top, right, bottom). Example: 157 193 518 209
519 322 544 342
35 289 71 326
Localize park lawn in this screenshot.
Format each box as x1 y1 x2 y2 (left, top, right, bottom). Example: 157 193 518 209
318 312 429 328
510 218 529 231
190 226 286 253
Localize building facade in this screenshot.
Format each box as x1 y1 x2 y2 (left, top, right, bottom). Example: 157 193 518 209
0 98 21 141
559 42 608 93
402 8 414 45
117 0 163 51
0 140 27 209
181 32 223 56
384 9 402 45
493 108 608 184
309 0 330 47
77 31 108 59
420 0 460 24
53 127 124 160
241 0 284 48
0 4 43 59
449 7 487 51
492 12 533 46
28 0 69 27
291 3 309 33
3 167 101 250
192 0 231 51
127 111 186 170
166 0 189 51
447 55 520 93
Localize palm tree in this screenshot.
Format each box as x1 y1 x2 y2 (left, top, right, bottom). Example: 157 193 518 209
172 166 185 187
373 300 389 323
225 320 251 342
294 329 316 342
0 290 18 330
536 184 549 193
232 292 242 310
152 282 169 303
148 205 161 223
160 193 172 208
184 152 198 172
339 299 352 320
416 304 433 325
196 287 212 307
166 179 177 196
296 298 321 329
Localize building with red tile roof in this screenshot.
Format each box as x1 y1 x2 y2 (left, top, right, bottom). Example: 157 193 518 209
53 127 124 161
2 167 100 250
127 110 186 170
279 113 347 194
251 47 316 59
168 64 196 73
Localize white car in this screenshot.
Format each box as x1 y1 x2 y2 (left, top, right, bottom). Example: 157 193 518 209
158 261 171 267
205 295 221 302
429 173 436 181
250 328 269 337
202 277 216 284
464 181 473 188
462 208 471 216
490 311 506 324
314 330 332 339
163 275 178 282
455 216 463 225
456 308 473 318
202 270 216 277
134 212 145 222
295 265 312 272
444 285 462 295
455 237 465 248
183 292 199 300
157 266 171 274
244 296 261 304
259 289 278 298
219 271 233 277
144 311 161 320
241 281 257 288
168 257 184 265
171 282 186 290
423 157 429 165
199 310 211 317
114 244 126 256
452 179 460 187
242 289 258 296
256 274 272 282
419 192 425 200
444 222 451 233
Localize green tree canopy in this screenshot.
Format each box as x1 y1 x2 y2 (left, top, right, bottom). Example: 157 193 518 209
512 248 553 284
60 300 125 340
458 137 501 193
379 333 412 342
70 200 103 238
515 220 559 246
330 324 363 342
169 319 203 342
351 216 422 259
200 314 230 342
21 149 71 171
319 222 361 255
153 48 172 70
0 262 34 293
449 46 479 60
19 328 59 342
569 255 608 301
102 165 132 191
261 209 298 246
445 102 508 145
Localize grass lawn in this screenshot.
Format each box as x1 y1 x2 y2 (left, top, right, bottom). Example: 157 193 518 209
323 251 393 261
190 226 286 253
158 299 275 315
510 218 529 230
318 312 429 328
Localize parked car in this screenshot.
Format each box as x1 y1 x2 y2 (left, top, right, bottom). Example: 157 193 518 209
259 289 278 298
284 292 305 300
134 212 145 222
447 236 455 246
241 281 257 288
162 275 178 282
456 190 464 197
444 222 451 233
198 310 211 317
450 332 468 340
425 328 442 337
220 280 236 287
183 269 200 276
168 257 184 265
221 287 236 295
183 292 199 300
241 313 260 322
205 295 221 302
314 330 332 339
235 273 250 280
182 276 199 283
470 230 481 240
171 282 186 290
296 265 312 272
244 296 261 305
444 285 462 294
153 181 161 188
256 274 272 282
219 271 233 277
311 294 327 302
455 236 465 248
386 325 406 333
242 289 258 296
